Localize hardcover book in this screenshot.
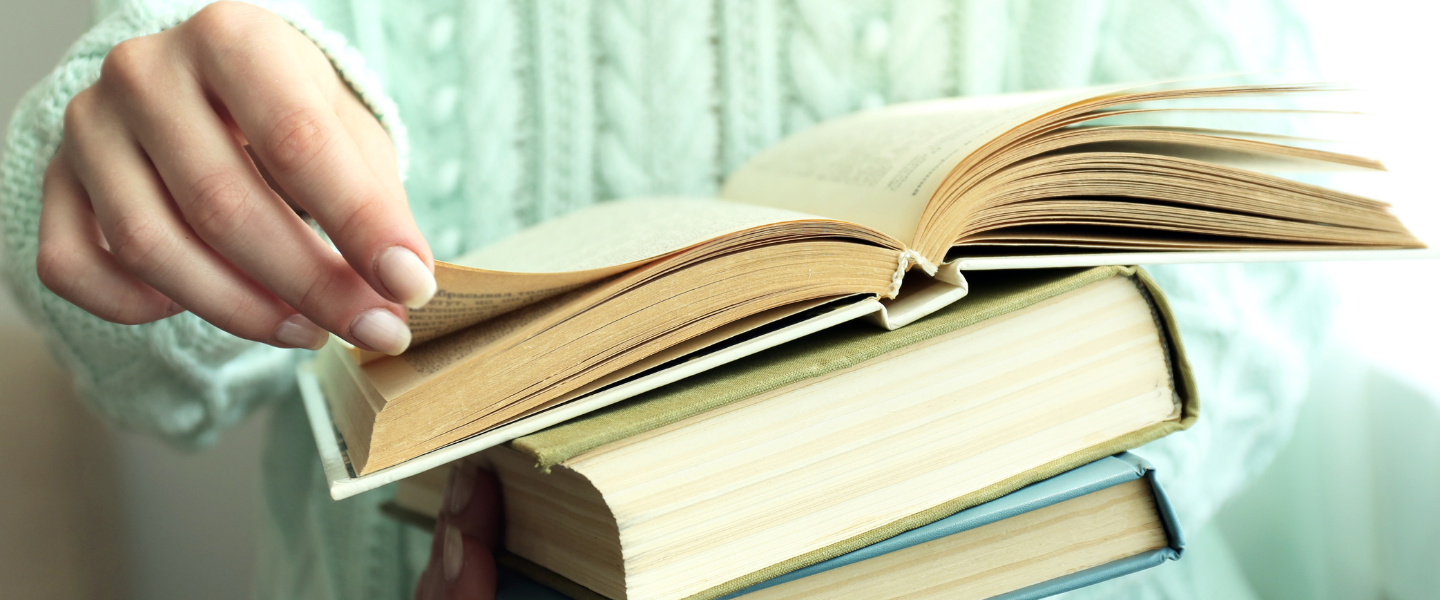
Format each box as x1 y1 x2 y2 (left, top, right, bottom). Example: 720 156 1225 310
305 80 1432 488
366 265 1194 600
394 455 1183 600
714 454 1184 600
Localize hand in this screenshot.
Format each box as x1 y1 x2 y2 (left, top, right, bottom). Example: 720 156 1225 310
37 1 434 355
416 463 502 600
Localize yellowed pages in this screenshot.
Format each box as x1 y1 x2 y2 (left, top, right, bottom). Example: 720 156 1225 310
409 198 836 343
448 198 830 272
720 87 1118 244
411 83 1415 344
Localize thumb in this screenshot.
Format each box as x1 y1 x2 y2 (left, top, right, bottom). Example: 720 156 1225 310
413 529 497 600
442 527 498 600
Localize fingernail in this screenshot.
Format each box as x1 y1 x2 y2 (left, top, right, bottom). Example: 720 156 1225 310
448 465 476 515
351 308 411 355
274 314 327 350
377 246 436 309
443 525 464 584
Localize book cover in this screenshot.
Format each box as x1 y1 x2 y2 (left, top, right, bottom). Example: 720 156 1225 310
408 454 1184 600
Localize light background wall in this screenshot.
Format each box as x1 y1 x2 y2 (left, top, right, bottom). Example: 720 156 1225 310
0 4 265 600
1302 1 1440 400
0 1 1435 600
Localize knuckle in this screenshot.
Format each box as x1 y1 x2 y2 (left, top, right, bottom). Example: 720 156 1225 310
42 156 67 190
106 302 163 326
99 37 157 96
62 88 98 134
35 240 78 296
186 2 273 55
192 1 243 22
263 107 336 175
107 216 171 276
36 241 157 326
294 266 341 319
186 171 256 242
189 2 256 34
332 193 387 242
211 292 265 338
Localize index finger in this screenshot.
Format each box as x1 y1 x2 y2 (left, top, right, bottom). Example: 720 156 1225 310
184 9 436 309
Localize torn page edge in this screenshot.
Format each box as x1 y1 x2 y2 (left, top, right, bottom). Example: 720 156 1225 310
868 260 970 331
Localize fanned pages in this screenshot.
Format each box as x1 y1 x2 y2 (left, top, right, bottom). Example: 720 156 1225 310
314 81 1428 476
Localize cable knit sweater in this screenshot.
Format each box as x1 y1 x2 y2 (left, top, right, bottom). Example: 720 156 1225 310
2 1 1330 598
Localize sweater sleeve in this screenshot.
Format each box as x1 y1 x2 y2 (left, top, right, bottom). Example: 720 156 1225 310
0 0 406 448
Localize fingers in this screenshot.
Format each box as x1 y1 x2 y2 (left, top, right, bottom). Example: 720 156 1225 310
103 39 408 354
179 4 436 310
415 526 498 600
447 534 498 600
445 463 503 548
36 154 180 325
44 2 425 353
59 90 327 350
416 463 502 600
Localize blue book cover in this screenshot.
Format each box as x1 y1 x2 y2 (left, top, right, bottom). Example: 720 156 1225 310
496 453 1183 600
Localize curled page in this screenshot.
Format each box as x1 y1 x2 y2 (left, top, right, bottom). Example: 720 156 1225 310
408 198 828 343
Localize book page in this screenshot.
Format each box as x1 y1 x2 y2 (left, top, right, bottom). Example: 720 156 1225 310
721 87 1117 244
409 198 826 343
449 198 822 272
939 120 1422 253
371 284 599 398
411 268 609 346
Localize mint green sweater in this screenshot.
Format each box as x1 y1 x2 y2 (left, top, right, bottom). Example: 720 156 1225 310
2 1 1330 598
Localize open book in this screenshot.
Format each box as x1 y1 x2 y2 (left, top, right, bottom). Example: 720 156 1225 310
312 81 1430 480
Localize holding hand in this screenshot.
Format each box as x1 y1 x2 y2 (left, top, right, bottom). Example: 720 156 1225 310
38 1 433 355
416 463 502 600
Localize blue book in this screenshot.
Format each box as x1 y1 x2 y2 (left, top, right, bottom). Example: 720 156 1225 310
490 453 1183 600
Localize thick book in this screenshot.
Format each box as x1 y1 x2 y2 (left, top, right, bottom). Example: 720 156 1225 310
303 264 1192 497
393 454 1183 600
711 454 1184 600
367 266 1195 600
306 80 1432 487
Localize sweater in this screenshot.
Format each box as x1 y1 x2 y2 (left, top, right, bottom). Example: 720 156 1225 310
1 1 1329 598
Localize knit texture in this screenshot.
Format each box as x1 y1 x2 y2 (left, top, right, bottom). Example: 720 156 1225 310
0 1 1325 599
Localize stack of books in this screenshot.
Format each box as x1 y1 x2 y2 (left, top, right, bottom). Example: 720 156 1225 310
300 81 1431 599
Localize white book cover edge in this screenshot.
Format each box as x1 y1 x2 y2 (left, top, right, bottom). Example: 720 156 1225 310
303 297 890 500
303 247 1437 500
